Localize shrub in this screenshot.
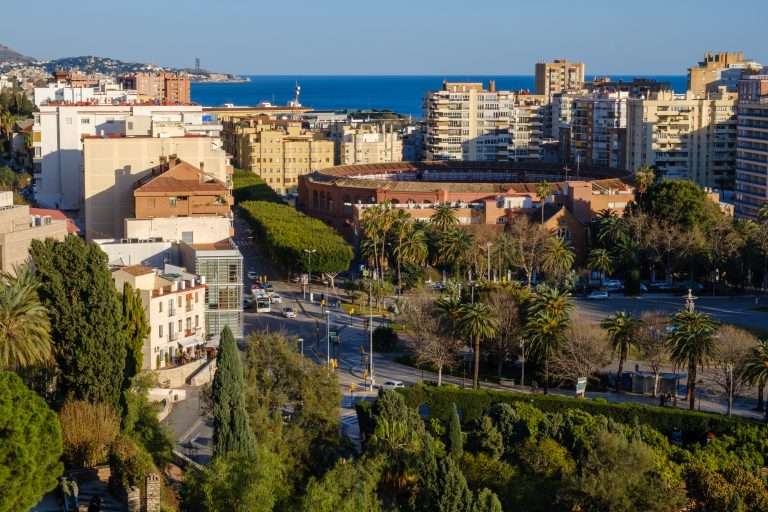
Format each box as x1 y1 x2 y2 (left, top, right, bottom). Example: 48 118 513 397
467 416 503 460
372 326 398 352
109 434 154 494
232 169 286 204
59 399 120 468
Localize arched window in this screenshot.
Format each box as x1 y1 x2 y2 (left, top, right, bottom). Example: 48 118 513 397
342 194 352 214
555 226 571 240
312 190 318 209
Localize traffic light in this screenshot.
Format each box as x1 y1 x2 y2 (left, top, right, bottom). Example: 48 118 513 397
348 383 356 393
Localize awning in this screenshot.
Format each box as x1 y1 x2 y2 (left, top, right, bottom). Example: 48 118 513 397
178 336 205 349
206 335 220 348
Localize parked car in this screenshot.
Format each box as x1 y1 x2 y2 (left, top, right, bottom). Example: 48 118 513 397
381 380 405 390
281 307 296 318
639 283 648 293
263 282 274 294
270 293 283 304
243 299 252 310
247 271 258 281
586 291 609 300
603 279 622 288
649 282 671 291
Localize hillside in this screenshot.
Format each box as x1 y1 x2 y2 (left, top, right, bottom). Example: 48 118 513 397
0 44 35 64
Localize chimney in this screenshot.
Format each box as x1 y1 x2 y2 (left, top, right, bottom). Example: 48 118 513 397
171 281 178 292
199 276 206 285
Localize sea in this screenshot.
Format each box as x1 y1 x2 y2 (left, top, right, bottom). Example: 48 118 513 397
191 75 688 118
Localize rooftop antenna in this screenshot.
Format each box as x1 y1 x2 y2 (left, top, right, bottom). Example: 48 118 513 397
292 81 301 119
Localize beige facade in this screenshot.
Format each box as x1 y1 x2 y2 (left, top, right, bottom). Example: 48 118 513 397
0 192 69 272
112 265 207 371
570 92 629 169
687 52 761 98
223 117 334 194
82 135 233 242
535 59 585 97
735 75 768 219
330 124 403 165
424 81 546 162
626 89 738 187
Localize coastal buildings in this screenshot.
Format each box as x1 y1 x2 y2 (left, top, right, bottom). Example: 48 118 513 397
568 91 629 169
424 81 546 162
329 123 403 165
32 103 213 212
626 89 738 187
0 192 70 273
734 74 768 219
118 73 191 103
222 116 334 194
82 136 232 241
33 77 138 107
535 59 585 97
111 264 208 370
688 52 761 97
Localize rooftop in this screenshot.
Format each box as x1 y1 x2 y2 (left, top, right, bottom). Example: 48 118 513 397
118 265 155 277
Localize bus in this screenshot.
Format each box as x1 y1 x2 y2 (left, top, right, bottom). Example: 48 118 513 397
255 297 271 313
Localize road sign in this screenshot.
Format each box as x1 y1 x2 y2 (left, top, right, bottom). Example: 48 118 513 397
576 377 587 397
362 269 369 277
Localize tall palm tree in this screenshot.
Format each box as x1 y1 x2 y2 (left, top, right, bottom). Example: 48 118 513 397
587 248 613 284
1 111 15 154
437 228 473 279
395 228 428 292
456 302 499 389
601 311 642 393
535 181 554 224
525 287 573 393
390 208 413 296
758 202 768 222
0 265 53 370
634 166 656 208
540 236 575 285
430 204 459 231
668 309 717 410
741 338 768 422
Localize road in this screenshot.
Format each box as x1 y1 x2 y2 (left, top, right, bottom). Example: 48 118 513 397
166 219 768 463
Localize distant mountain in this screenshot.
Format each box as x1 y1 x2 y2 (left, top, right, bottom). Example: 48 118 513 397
0 46 245 82
0 44 35 64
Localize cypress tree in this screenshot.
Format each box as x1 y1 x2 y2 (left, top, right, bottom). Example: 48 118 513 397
471 489 503 512
436 455 473 512
30 237 128 408
122 282 149 379
212 325 255 458
449 402 463 459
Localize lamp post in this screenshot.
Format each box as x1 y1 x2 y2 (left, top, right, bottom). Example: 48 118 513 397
303 249 316 301
298 338 304 357
520 339 526 389
486 242 493 281
369 277 375 389
325 310 331 367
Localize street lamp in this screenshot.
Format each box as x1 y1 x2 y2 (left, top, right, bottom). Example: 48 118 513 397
485 242 493 281
298 338 304 357
303 249 316 301
325 310 331 367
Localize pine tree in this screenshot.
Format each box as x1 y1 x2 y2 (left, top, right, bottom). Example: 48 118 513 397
212 325 256 458
30 237 128 408
449 402 463 459
437 455 473 512
467 416 503 460
471 489 503 512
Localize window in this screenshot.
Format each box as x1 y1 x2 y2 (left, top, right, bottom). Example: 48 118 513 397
80 118 90 124
158 324 163 338
147 198 155 208
158 301 163 313
65 117 72 125
195 292 199 303
169 197 177 207
178 319 182 331
195 315 199 327
127 122 133 130
177 296 182 307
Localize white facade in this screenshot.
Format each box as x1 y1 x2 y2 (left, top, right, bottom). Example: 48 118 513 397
32 104 209 211
33 80 139 107
124 216 232 244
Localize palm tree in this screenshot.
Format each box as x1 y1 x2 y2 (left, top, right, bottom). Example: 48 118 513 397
395 228 428 293
437 228 473 279
525 287 573 393
587 248 613 284
540 236 575 285
430 204 459 231
741 338 768 422
601 311 642 393
758 202 768 222
634 166 656 208
390 208 413 296
0 265 53 370
456 302 499 389
668 309 717 410
1 111 15 155
535 181 554 224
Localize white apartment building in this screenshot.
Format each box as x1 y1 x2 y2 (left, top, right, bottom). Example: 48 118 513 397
570 91 629 169
32 104 213 211
112 265 207 371
33 80 138 107
424 81 545 162
329 123 403 165
626 89 738 187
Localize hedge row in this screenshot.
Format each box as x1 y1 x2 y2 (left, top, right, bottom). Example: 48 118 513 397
232 169 286 204
238 200 353 274
391 383 762 439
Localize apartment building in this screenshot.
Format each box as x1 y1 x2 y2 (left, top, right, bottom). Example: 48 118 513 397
0 192 69 272
82 135 232 241
734 75 768 219
32 103 209 211
112 265 207 370
535 59 585 97
223 116 334 194
329 123 403 165
424 81 546 162
118 73 191 104
626 89 738 187
34 79 139 107
688 52 761 97
569 91 629 168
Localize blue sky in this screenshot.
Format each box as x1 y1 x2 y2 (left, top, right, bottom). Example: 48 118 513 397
4 0 765 75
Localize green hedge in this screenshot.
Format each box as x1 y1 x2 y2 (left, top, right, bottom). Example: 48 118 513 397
239 200 353 274
394 383 762 439
232 169 286 204
355 401 375 442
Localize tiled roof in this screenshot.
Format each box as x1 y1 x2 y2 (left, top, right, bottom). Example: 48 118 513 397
29 208 80 233
135 175 229 194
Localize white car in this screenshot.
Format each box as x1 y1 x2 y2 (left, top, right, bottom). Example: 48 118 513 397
270 293 283 304
247 271 258 281
281 307 296 318
381 380 405 390
586 291 609 300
